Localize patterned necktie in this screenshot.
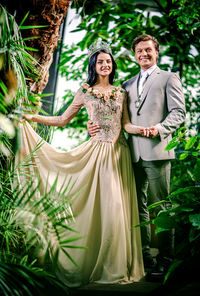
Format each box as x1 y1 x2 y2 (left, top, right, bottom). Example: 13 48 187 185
138 72 149 96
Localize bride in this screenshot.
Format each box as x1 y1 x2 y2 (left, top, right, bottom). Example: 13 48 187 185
20 39 145 287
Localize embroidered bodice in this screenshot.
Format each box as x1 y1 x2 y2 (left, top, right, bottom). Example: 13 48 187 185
61 85 129 144
85 90 125 143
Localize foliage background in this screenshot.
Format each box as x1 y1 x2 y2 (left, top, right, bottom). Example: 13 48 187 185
54 0 199 148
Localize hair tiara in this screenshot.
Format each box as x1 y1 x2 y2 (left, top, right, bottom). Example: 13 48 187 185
88 39 112 58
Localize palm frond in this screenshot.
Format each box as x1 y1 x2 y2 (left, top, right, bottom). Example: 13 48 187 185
0 261 67 296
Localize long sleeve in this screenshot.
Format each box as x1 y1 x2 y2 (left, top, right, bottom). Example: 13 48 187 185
155 73 186 140
122 91 142 135
31 88 84 127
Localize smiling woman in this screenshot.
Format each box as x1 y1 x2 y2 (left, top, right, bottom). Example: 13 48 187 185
86 41 117 88
95 52 113 75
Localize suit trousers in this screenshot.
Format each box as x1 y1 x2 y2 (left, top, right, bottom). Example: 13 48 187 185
133 159 173 259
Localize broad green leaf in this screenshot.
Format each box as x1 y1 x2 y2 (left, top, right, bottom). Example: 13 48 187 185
165 137 179 151
153 215 175 231
185 136 198 150
196 141 200 150
192 152 199 157
179 152 189 160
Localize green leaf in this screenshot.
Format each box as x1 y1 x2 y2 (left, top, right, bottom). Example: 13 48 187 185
189 227 200 242
147 200 170 210
23 46 39 52
189 214 200 229
134 220 152 228
20 25 48 29
184 136 198 150
165 137 179 151
192 152 199 157
164 260 183 283
179 152 189 160
196 141 200 150
193 160 200 182
62 245 87 249
153 215 175 232
120 13 135 18
19 11 30 27
22 36 41 41
168 186 199 200
60 236 83 244
61 248 78 267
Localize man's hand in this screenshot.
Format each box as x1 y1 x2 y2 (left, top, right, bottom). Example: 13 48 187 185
87 120 100 137
149 126 159 138
143 126 159 138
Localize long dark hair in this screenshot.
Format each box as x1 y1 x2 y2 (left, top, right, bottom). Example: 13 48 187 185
86 49 117 87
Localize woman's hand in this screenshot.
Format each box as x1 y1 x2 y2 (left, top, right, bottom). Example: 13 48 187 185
22 114 34 121
135 126 145 135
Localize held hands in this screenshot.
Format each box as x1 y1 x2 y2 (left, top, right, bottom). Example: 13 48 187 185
131 126 159 137
142 126 159 138
87 120 159 138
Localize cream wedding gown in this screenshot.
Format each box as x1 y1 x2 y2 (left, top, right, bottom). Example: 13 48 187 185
17 86 145 287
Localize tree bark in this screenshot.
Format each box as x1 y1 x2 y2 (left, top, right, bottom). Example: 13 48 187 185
23 0 70 93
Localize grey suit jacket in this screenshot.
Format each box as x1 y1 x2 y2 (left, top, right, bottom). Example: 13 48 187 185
122 67 186 162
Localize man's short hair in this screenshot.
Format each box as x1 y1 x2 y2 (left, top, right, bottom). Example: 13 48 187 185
132 34 159 52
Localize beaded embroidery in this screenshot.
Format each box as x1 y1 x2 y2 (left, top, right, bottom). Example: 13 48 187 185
82 83 127 145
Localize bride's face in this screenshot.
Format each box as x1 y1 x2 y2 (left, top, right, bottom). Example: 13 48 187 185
95 52 113 77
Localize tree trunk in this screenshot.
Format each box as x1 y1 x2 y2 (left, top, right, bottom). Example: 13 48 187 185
23 0 70 93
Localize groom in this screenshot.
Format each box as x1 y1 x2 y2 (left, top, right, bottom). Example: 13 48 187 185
121 34 185 277
88 34 186 277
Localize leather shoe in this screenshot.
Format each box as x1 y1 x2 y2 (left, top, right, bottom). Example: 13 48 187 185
146 256 173 282
143 254 156 270
146 262 165 282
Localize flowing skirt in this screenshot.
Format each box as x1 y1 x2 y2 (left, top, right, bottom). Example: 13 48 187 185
17 122 145 287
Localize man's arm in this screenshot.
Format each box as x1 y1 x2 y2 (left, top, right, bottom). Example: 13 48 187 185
152 73 186 140
87 120 100 137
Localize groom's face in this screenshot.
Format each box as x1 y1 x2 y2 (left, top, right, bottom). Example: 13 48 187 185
135 40 158 70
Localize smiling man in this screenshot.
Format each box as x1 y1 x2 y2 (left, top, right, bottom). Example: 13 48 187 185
122 34 186 279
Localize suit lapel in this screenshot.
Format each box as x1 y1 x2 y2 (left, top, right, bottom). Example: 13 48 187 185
130 74 139 100
137 67 160 114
